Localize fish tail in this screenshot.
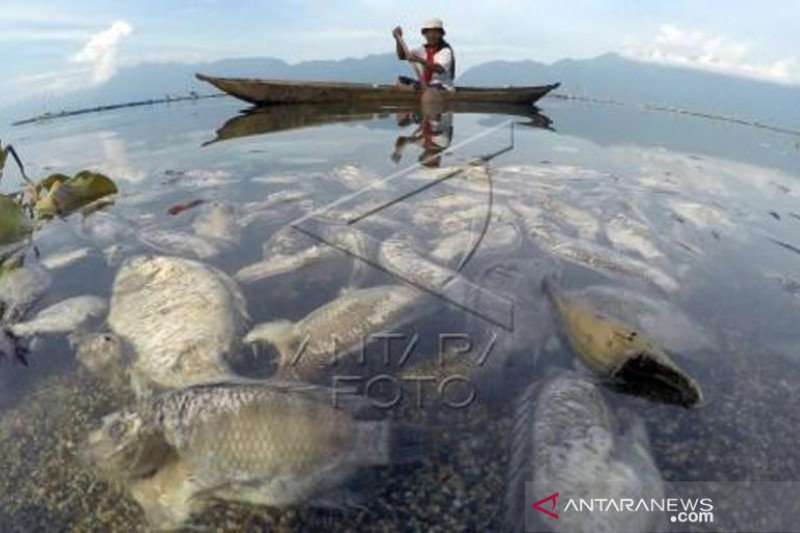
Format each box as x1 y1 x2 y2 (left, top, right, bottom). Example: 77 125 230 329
243 320 297 362
505 380 541 533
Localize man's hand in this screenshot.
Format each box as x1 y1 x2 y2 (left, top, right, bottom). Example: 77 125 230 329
392 26 403 40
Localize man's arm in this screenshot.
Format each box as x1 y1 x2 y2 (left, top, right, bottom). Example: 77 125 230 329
393 26 407 59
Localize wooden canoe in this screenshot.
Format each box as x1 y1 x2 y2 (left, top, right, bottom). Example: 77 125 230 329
204 101 553 145
196 73 560 106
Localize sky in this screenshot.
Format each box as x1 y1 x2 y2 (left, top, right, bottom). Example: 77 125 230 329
1 0 798 106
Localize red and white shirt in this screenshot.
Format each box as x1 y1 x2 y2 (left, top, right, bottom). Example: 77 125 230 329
413 45 455 89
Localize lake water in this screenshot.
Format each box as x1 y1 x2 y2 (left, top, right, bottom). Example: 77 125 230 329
1 95 799 531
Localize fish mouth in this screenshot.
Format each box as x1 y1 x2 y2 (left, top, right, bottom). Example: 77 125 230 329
613 352 703 408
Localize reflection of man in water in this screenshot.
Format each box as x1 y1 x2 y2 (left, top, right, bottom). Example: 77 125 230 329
392 111 453 167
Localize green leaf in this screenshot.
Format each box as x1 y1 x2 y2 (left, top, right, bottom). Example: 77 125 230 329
35 171 118 219
0 195 31 246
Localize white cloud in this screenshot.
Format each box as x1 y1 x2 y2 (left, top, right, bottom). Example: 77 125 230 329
71 20 133 84
623 25 799 85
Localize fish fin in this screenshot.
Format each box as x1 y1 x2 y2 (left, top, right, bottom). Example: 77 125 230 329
505 379 542 533
244 320 297 361
310 489 366 511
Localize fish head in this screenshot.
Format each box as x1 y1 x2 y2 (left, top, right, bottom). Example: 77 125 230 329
74 332 127 377
86 408 172 479
613 351 703 408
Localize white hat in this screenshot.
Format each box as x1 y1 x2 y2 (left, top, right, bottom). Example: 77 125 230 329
421 18 445 34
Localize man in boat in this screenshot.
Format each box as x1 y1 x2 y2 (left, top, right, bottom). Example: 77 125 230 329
392 18 455 91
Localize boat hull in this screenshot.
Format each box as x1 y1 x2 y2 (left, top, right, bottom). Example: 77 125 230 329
196 74 560 106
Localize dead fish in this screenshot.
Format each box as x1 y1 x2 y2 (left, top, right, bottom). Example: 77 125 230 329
237 224 372 284
79 211 137 245
40 246 93 270
507 372 664 533
191 201 240 245
236 245 336 283
604 214 663 260
548 236 679 293
109 256 249 392
8 295 106 337
535 193 600 240
542 279 702 407
380 234 459 289
331 164 385 190
245 285 423 376
573 285 716 354
139 228 219 259
668 200 732 230
0 251 52 322
87 380 424 528
71 331 130 389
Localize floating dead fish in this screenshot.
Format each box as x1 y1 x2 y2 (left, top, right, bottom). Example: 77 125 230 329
8 295 106 336
191 201 240 245
331 164 385 190
573 285 716 354
0 251 52 322
79 211 137 245
235 244 337 283
507 372 664 533
543 279 702 407
109 256 249 392
139 228 219 259
668 200 733 230
71 332 131 391
237 224 371 284
40 246 93 270
604 213 663 260
547 236 679 293
380 234 459 289
245 285 423 377
87 380 424 529
535 193 600 241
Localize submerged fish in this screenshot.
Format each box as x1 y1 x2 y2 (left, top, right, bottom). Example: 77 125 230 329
40 246 93 270
542 279 702 407
237 223 372 284
87 380 424 528
245 285 423 377
507 372 664 533
548 236 679 293
0 251 52 322
191 201 241 244
572 285 716 354
139 228 220 259
604 213 663 260
72 331 130 389
108 256 249 392
8 295 106 336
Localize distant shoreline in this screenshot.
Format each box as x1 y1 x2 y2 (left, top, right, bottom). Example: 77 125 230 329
12 93 226 126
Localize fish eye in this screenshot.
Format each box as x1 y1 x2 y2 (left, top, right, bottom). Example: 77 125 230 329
108 420 127 439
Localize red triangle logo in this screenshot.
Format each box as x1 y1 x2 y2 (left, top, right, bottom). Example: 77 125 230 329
532 492 559 519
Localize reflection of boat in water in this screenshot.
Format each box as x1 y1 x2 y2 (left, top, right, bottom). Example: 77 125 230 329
196 74 560 106
205 101 553 145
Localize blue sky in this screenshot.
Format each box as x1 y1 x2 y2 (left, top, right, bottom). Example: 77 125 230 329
1 0 798 106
